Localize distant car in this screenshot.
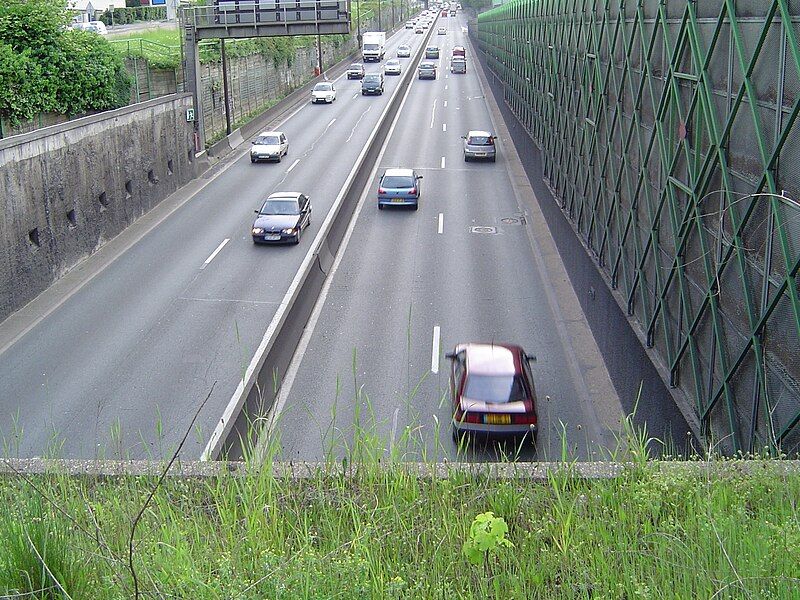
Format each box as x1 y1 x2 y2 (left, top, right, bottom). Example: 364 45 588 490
425 46 440 59
418 61 437 80
250 131 288 163
347 63 365 79
447 343 538 443
422 22 430 29
377 168 422 210
251 192 312 244
397 44 411 58
438 27 446 34
462 130 497 162
311 81 336 103
361 73 385 95
451 57 466 74
452 45 466 58
415 25 424 33
405 20 414 28
384 59 402 75
73 20 108 34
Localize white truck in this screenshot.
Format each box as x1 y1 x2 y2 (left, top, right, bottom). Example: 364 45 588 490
362 32 386 62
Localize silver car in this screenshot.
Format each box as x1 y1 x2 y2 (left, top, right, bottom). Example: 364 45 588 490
397 44 411 58
462 130 497 162
384 59 402 75
251 130 289 163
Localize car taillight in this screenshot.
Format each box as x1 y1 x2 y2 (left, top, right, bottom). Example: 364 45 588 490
512 413 537 425
456 411 483 424
410 187 417 195
378 187 386 194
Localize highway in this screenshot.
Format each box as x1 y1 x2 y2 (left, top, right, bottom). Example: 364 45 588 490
270 15 626 462
0 24 429 459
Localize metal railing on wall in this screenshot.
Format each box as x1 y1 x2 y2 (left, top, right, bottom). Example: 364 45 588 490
476 0 800 456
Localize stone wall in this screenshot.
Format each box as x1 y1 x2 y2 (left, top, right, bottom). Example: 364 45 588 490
0 94 197 322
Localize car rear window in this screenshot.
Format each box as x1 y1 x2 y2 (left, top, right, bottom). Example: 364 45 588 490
468 136 492 145
255 135 280 145
381 175 415 188
464 375 527 403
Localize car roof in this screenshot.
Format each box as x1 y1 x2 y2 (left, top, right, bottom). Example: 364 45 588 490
257 131 284 137
467 130 493 137
461 344 522 376
383 168 415 177
266 192 302 200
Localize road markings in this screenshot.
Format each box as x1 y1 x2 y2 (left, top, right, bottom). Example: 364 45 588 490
442 123 447 132
444 100 448 107
353 93 358 99
438 212 444 234
202 238 229 269
327 118 337 129
445 84 449 90
430 98 437 128
431 326 441 373
286 158 300 173
441 156 446 169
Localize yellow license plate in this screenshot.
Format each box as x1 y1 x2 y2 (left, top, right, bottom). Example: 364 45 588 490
485 414 511 425
392 198 405 203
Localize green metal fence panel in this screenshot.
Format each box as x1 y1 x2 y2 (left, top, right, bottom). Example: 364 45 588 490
477 0 800 455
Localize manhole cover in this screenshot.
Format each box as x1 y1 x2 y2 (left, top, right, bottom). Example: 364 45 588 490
470 226 497 234
501 218 519 225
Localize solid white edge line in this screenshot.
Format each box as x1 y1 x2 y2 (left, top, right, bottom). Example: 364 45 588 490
327 118 336 128
202 238 229 268
254 46 423 459
431 326 441 374
286 158 300 173
438 212 443 234
204 33 426 462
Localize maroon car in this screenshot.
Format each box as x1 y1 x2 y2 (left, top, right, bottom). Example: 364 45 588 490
446 343 538 443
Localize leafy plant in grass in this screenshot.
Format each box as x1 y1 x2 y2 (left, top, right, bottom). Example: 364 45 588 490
463 511 514 595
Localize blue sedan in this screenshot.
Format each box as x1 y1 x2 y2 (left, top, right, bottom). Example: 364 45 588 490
377 168 423 210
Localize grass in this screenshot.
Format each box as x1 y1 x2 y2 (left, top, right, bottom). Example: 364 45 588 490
1 421 798 598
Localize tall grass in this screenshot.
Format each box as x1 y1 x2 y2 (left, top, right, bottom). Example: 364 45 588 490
1 422 798 598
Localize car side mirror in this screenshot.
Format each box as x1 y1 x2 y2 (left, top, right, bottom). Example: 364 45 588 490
254 209 259 213
461 135 467 139
417 175 423 179
251 140 257 145
525 353 537 363
445 351 456 360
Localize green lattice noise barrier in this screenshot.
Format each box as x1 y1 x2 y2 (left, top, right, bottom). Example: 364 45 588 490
477 0 800 456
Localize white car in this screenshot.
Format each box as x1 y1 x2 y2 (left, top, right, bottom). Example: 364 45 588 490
311 81 336 103
397 45 411 58
73 20 107 34
250 131 289 163
384 59 402 75
438 27 446 35
405 21 414 28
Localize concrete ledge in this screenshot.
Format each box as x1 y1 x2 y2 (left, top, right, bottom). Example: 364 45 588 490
2 458 798 480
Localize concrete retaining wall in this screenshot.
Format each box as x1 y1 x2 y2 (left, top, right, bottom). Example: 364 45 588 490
0 94 198 322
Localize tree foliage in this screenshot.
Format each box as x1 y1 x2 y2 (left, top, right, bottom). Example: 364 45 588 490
0 0 131 124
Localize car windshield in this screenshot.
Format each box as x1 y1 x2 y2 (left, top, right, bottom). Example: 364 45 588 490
364 75 381 82
468 135 492 145
255 135 280 145
363 44 379 50
387 60 399 66
350 64 362 69
381 175 415 188
260 199 299 215
464 375 527 403
399 45 409 51
314 83 332 91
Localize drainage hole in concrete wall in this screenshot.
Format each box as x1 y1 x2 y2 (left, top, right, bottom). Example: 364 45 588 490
167 159 174 175
125 180 132 199
98 191 108 212
28 228 41 248
66 209 77 228
148 169 157 185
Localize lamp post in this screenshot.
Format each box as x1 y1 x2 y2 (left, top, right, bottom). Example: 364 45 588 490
356 0 362 46
377 0 381 31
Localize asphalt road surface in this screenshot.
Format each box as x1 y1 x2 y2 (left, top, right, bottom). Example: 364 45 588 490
0 25 429 459
269 16 626 463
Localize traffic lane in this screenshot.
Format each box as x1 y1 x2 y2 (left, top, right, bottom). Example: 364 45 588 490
0 29 424 458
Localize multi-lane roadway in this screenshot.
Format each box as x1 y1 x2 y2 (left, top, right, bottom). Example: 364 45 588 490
0 23 431 459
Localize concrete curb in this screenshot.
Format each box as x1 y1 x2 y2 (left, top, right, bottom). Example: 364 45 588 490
2 458 798 480
202 25 437 461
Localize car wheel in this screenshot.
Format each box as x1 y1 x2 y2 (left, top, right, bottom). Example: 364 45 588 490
464 155 469 162
412 203 419 211
491 156 496 163
294 228 302 244
277 153 282 163
250 157 257 163
378 203 384 210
